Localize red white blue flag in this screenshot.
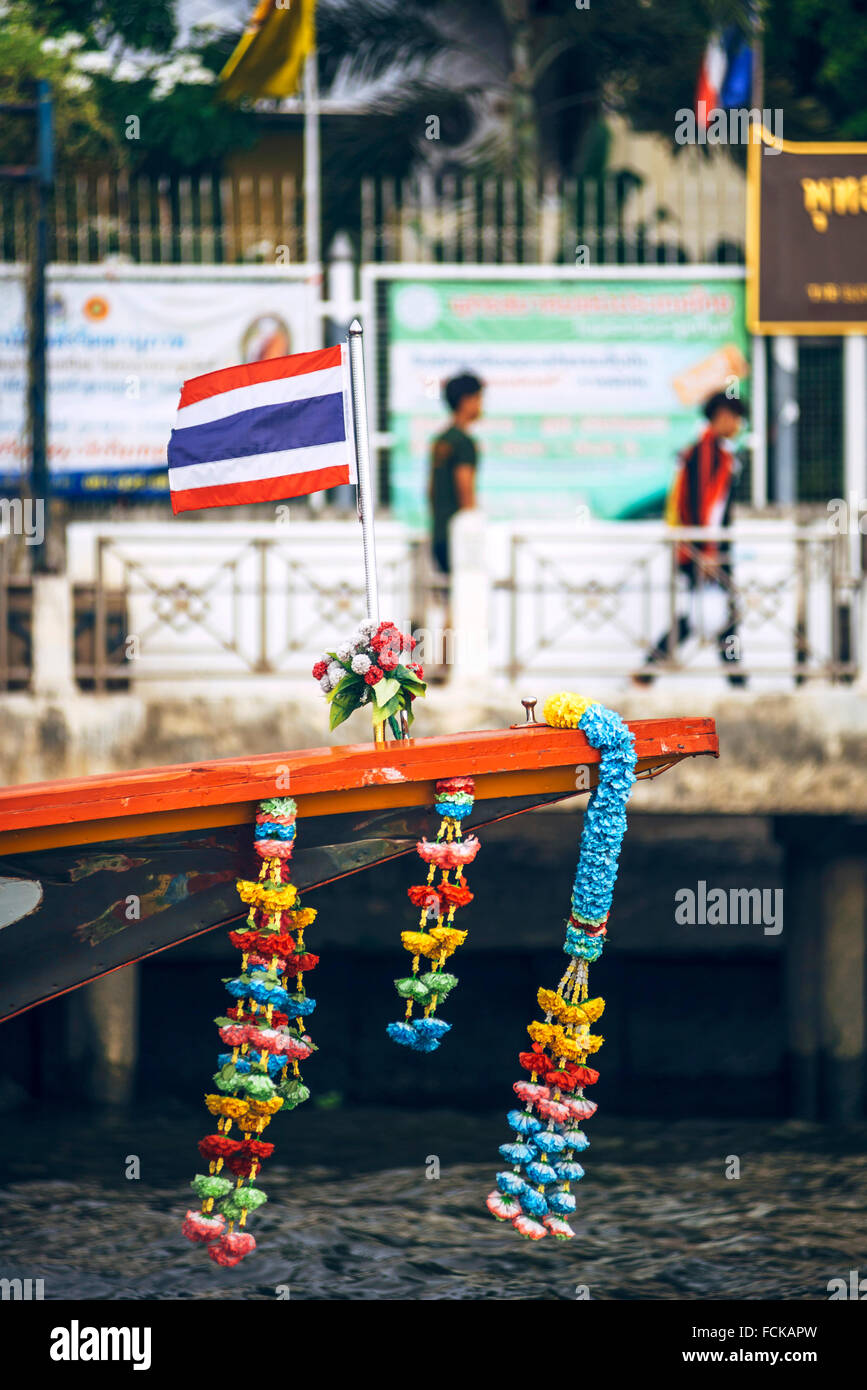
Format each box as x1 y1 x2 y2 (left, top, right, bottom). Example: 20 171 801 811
168 344 356 514
695 26 754 130
695 34 727 126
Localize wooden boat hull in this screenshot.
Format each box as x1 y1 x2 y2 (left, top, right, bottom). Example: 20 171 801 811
0 719 717 1021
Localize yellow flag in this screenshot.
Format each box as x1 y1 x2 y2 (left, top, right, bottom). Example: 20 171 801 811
220 0 316 101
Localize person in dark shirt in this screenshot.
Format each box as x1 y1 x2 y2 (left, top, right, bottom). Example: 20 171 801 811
636 391 747 686
429 372 483 574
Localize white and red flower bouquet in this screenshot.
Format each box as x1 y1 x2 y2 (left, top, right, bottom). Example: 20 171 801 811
312 620 426 736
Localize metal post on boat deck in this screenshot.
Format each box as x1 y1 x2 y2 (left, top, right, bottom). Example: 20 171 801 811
348 319 380 623
348 319 387 744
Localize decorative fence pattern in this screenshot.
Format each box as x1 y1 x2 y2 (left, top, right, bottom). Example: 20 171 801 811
485 522 856 683
64 522 421 689
0 520 842 692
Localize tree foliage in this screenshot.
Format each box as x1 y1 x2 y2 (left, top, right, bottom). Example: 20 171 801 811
1 0 865 182
0 0 258 173
318 0 867 175
764 0 867 141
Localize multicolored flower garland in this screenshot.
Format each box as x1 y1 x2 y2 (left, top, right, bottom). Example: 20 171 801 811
487 693 636 1241
313 619 425 737
182 796 319 1266
386 777 480 1051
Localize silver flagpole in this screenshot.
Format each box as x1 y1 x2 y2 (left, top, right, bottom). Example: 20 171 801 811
302 48 321 266
348 319 380 622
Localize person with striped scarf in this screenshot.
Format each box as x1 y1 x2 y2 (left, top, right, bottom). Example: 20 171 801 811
635 392 747 687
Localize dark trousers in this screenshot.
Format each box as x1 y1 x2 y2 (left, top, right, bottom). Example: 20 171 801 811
646 569 740 668
432 538 450 575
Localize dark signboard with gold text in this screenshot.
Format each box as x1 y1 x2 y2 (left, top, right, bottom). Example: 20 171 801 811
747 130 867 334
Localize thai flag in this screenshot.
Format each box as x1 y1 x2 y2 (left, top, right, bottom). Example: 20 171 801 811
168 344 356 514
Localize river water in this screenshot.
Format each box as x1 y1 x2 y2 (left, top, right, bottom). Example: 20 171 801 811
1 1102 864 1300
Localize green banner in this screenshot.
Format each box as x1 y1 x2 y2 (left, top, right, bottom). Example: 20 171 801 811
387 276 749 525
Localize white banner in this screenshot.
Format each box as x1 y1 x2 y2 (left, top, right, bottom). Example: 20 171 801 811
0 268 318 495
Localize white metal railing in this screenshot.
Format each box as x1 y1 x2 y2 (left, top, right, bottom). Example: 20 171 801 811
65 521 422 688
58 518 860 690
484 520 857 682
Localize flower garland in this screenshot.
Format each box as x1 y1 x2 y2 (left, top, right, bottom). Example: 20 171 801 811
487 693 636 1241
182 797 319 1267
313 619 426 737
386 777 480 1051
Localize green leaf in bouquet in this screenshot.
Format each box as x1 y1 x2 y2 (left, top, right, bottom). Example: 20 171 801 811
374 692 403 723
399 674 426 697
373 676 400 707
329 687 360 729
394 662 423 685
327 672 362 703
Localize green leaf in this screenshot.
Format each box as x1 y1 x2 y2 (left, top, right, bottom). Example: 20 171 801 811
372 694 401 726
326 672 362 703
395 664 425 690
373 676 400 707
329 689 359 730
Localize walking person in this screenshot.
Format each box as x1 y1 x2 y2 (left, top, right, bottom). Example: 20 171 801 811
428 371 484 577
635 391 747 686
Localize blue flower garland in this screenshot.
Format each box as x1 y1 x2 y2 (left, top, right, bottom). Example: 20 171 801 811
486 693 636 1240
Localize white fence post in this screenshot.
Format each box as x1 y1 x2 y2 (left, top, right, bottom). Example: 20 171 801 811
750 334 768 508
31 573 76 699
327 232 358 511
326 230 356 331
846 336 867 687
449 509 490 686
771 335 798 505
844 335 866 581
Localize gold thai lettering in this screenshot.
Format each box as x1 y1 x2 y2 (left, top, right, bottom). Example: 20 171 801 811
805 282 867 303
801 176 867 231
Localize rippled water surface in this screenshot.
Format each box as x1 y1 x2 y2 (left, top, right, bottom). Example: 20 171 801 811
1 1104 864 1299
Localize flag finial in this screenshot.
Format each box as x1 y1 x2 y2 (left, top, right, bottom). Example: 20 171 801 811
349 319 362 335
